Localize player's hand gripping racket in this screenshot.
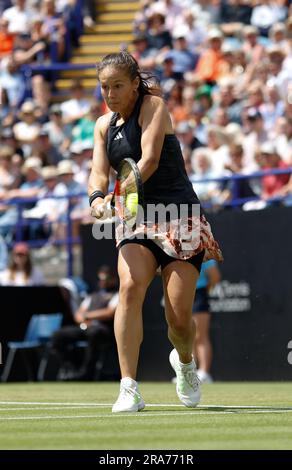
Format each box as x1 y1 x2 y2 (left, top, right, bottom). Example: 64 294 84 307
94 158 143 227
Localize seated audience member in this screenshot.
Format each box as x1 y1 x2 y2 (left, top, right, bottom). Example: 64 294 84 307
51 266 119 380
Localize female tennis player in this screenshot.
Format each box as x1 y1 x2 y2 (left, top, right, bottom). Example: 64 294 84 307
88 52 223 412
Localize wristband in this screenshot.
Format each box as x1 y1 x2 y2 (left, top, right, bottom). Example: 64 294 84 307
89 190 105 206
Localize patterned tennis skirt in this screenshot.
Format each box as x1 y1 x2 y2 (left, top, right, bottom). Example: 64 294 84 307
116 213 223 262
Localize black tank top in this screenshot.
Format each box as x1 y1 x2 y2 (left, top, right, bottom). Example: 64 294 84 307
106 94 200 208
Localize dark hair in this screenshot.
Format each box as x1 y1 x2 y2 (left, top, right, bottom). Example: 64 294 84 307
96 51 161 97
9 250 32 281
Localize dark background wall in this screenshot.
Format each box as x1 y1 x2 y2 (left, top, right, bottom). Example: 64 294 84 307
81 207 292 381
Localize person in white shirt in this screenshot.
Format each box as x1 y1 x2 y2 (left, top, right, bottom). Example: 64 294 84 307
60 80 91 125
2 0 34 34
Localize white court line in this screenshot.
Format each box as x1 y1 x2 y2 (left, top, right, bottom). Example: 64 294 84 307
1 401 292 410
0 402 111 406
1 409 292 421
0 407 97 411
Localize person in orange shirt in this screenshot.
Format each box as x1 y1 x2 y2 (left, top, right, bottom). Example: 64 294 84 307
0 19 15 59
195 29 229 83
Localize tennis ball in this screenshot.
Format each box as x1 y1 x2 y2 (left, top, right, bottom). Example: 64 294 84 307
125 193 138 217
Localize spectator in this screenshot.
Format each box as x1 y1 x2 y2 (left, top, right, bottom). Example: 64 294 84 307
51 265 118 380
273 116 292 165
210 77 243 124
0 241 45 285
191 147 224 204
168 26 199 74
223 141 257 204
193 259 221 383
0 17 15 58
157 54 184 100
250 0 288 37
34 128 62 165
52 159 87 239
0 156 43 239
42 104 71 157
0 145 15 191
72 100 102 145
180 9 208 51
242 108 268 170
2 0 34 34
195 28 230 83
260 141 290 200
0 54 26 109
13 100 41 157
0 234 8 270
60 79 91 125
147 0 183 32
41 0 66 60
145 12 172 51
131 34 157 71
22 165 59 239
219 0 253 33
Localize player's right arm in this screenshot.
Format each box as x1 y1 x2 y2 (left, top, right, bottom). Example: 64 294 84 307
88 113 112 218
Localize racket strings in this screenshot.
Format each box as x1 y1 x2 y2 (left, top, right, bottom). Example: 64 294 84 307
117 165 139 221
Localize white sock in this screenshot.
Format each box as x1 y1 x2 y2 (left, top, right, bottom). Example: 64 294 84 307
121 377 138 389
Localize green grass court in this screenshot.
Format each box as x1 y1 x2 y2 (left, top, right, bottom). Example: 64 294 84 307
0 382 292 450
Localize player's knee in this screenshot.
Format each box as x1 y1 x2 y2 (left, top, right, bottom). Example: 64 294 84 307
119 277 146 306
169 313 191 336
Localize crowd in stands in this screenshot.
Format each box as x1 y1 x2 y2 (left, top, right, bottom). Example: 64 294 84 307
0 0 292 252
131 0 292 208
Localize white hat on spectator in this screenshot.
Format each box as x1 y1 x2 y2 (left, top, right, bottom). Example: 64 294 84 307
22 156 42 174
172 25 189 40
260 142 277 155
225 122 244 141
57 160 75 175
207 28 223 40
221 41 237 55
70 141 83 154
270 22 286 34
176 121 194 134
42 166 58 180
266 44 285 57
147 4 166 18
82 139 94 151
20 100 36 114
243 25 258 37
31 14 44 24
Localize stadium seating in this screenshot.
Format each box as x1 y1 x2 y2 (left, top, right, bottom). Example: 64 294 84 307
1 313 63 382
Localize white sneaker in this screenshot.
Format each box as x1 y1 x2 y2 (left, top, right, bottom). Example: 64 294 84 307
169 349 201 407
112 377 145 413
197 369 213 384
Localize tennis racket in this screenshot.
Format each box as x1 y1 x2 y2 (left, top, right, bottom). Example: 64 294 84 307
106 158 144 227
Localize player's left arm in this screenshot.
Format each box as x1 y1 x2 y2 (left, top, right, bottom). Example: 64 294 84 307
138 95 172 183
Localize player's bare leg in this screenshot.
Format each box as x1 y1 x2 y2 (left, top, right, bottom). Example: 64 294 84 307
162 261 201 407
112 243 157 412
